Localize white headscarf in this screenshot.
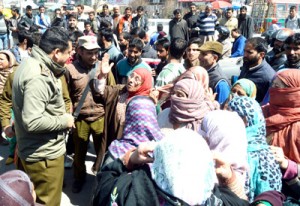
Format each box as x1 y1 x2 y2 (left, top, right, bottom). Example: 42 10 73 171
201 110 249 178
151 128 217 205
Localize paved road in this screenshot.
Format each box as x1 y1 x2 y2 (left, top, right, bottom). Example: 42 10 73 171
0 141 97 206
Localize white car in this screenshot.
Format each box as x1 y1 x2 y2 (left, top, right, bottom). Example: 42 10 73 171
147 18 171 37
218 57 243 84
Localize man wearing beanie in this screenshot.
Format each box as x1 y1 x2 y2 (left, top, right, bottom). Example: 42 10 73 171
199 41 231 104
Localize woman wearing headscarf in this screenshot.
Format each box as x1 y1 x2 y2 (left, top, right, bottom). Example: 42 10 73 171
262 69 300 199
201 110 249 200
228 96 282 202
157 78 218 131
231 79 257 98
93 67 153 171
93 128 249 206
108 96 163 160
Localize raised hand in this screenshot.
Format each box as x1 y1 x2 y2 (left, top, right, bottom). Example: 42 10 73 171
98 53 114 79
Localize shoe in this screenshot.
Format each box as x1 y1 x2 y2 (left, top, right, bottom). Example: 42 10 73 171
64 155 73 168
72 180 85 193
5 156 14 165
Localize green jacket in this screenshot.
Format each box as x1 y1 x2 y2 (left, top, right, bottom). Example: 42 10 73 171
12 45 70 162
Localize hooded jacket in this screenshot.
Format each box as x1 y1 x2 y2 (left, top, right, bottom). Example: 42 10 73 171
0 50 17 94
12 45 70 162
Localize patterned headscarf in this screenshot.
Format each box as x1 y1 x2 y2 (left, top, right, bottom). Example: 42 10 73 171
178 66 209 92
232 78 257 98
201 110 248 178
109 96 164 158
151 128 217 205
169 79 218 132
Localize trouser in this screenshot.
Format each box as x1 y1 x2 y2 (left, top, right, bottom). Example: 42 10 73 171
199 35 215 44
73 117 104 181
21 155 64 206
0 33 8 50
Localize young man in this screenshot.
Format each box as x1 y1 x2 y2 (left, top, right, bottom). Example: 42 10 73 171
9 7 21 46
10 30 33 63
278 33 300 69
18 5 36 32
217 26 232 59
239 37 275 103
111 5 121 35
183 3 198 38
199 41 231 104
87 11 98 34
238 6 254 39
169 9 189 42
83 21 95 36
117 7 132 35
155 37 170 77
97 4 113 30
219 8 238 42
66 36 115 193
0 5 9 50
34 5 51 34
116 38 151 84
51 8 67 29
155 38 187 87
76 4 88 31
230 28 246 58
132 6 149 32
68 14 80 34
285 6 300 31
12 27 74 206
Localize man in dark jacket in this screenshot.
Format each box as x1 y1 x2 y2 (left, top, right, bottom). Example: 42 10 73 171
239 37 275 103
132 6 149 32
183 3 198 38
51 8 67 29
238 6 254 39
17 5 38 32
169 9 189 42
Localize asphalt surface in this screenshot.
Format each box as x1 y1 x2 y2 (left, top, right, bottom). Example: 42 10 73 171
0 140 97 206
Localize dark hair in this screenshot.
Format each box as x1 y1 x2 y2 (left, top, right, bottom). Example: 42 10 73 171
102 4 109 9
12 7 19 14
187 37 202 47
128 38 144 51
232 28 241 34
169 38 187 59
31 32 42 45
190 3 196 7
130 27 146 39
226 8 233 12
119 31 132 41
155 37 170 50
69 31 84 45
84 21 91 26
26 5 32 10
18 30 33 46
99 28 113 42
68 14 77 20
76 4 84 10
173 9 181 15
54 8 61 13
285 33 300 46
99 19 112 29
39 27 71 54
157 24 163 32
39 5 45 10
89 11 95 15
137 6 144 11
290 6 296 10
125 7 132 12
240 6 247 11
246 37 268 53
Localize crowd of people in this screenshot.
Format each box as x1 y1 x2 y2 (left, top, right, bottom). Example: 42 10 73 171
0 2 300 206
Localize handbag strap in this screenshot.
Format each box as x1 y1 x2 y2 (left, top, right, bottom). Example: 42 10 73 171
72 62 98 120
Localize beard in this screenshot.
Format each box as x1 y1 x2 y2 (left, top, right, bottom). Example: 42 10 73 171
243 55 260 68
239 14 246 19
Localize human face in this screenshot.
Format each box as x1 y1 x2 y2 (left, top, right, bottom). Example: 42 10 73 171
173 89 188 98
199 51 217 70
11 10 16 16
137 9 143 17
290 9 296 18
127 72 142 92
205 6 212 15
187 43 200 62
226 10 233 18
125 9 132 18
113 7 120 15
243 43 262 68
231 84 247 96
103 7 109 15
68 17 77 28
78 48 98 68
231 30 238 38
53 41 72 67
39 7 45 14
77 6 83 15
156 44 168 61
285 43 300 64
240 9 247 17
190 5 196 13
89 13 94 20
118 34 128 47
127 46 141 65
175 12 181 20
0 54 9 70
26 9 32 17
271 77 288 88
273 39 284 52
85 24 91 32
55 10 61 17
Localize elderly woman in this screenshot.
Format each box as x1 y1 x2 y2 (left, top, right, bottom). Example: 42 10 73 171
262 69 300 199
228 96 282 202
157 78 218 131
93 128 249 206
201 110 249 200
93 67 153 171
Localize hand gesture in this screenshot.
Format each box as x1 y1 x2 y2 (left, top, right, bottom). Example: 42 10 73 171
270 146 288 169
98 53 114 79
129 142 157 165
207 87 217 101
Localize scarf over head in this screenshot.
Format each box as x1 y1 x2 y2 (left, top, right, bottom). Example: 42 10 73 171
201 110 248 177
178 66 209 92
232 78 257 99
127 68 153 100
0 170 36 206
264 69 300 163
169 79 218 132
151 128 216 205
109 96 163 158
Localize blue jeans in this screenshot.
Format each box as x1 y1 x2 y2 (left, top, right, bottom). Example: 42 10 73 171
0 33 8 50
